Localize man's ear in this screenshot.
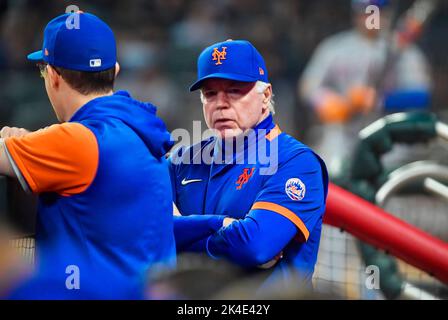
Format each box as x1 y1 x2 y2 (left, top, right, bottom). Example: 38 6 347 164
263 84 272 103
47 65 60 90
115 62 120 77
262 84 272 108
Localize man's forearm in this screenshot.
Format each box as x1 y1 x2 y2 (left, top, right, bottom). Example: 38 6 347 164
178 236 209 253
0 139 14 177
206 210 297 267
174 214 227 251
179 210 297 268
175 217 235 253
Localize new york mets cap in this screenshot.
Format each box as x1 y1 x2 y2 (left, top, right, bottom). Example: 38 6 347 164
189 40 269 91
27 12 116 72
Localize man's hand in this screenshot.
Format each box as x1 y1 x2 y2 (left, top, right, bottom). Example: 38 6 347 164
173 202 181 216
347 85 377 114
0 127 30 139
0 126 29 176
315 92 352 124
223 217 236 227
258 251 283 269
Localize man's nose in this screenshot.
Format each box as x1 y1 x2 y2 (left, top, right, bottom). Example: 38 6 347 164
216 91 230 109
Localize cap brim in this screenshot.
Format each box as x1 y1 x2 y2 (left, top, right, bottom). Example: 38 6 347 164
27 50 44 62
189 73 259 91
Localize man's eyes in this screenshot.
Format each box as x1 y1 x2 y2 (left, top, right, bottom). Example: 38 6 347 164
203 88 244 98
227 88 241 94
203 91 217 97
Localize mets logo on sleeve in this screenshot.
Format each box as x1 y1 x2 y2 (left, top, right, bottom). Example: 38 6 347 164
285 178 306 201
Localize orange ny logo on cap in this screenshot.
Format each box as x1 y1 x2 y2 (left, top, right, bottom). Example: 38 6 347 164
236 167 255 190
212 47 227 65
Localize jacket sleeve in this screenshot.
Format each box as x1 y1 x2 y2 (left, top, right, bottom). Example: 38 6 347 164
189 151 328 267
4 123 99 195
174 215 226 251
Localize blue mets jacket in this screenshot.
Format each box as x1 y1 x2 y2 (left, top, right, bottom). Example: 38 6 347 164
169 114 328 289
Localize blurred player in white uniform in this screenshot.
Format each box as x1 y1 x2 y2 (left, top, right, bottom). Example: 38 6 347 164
299 0 432 174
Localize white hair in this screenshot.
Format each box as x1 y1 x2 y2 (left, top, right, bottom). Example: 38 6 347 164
255 81 275 114
199 80 275 114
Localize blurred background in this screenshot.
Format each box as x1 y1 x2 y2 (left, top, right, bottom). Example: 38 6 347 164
0 0 447 138
1 0 448 299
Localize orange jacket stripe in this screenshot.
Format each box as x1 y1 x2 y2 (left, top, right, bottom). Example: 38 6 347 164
4 122 99 196
251 201 310 241
265 125 281 141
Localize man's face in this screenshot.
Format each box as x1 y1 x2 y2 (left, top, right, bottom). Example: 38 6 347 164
39 64 63 122
353 8 391 39
354 13 380 39
201 79 270 139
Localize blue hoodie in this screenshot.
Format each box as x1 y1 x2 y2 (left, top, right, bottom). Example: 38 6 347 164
8 91 175 299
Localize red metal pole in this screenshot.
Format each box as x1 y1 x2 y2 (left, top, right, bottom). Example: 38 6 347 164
324 183 448 284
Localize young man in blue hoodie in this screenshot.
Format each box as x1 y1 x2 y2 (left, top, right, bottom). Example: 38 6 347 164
0 12 175 299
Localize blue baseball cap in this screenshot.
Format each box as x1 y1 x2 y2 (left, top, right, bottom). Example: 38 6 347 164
189 40 269 91
27 12 116 72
